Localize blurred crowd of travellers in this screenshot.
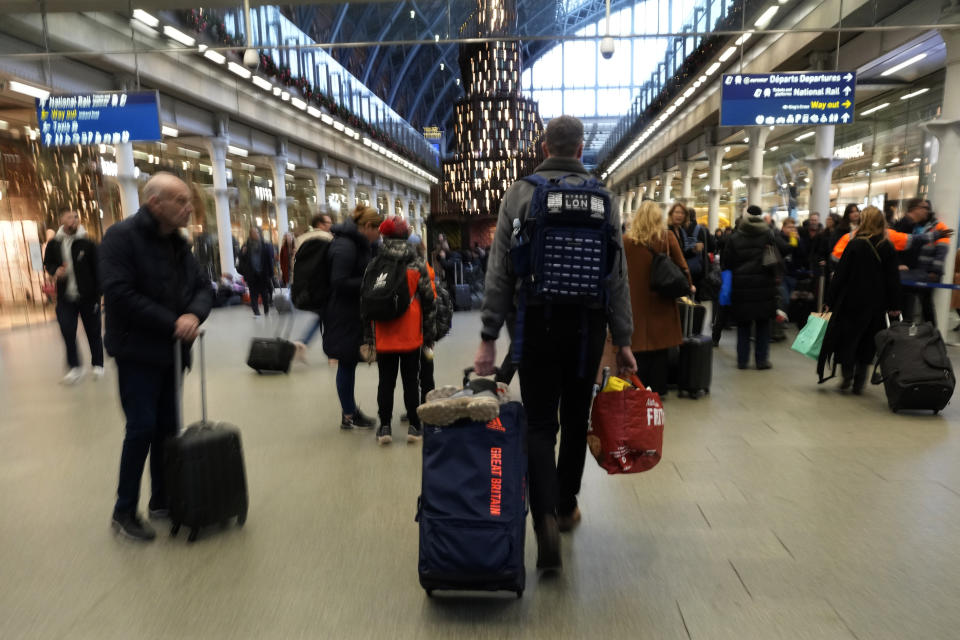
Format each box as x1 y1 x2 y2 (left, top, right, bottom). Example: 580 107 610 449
37 114 958 559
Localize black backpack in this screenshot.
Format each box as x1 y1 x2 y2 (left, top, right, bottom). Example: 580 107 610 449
291 237 332 312
360 251 412 321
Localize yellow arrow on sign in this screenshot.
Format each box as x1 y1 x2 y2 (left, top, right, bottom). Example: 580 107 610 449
842 100 851 108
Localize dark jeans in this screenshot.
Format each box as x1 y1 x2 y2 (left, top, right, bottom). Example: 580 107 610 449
336 360 358 416
114 359 177 515
518 307 606 524
301 314 322 345
248 280 272 315
736 318 771 367
419 348 435 404
634 349 669 395
903 287 936 326
377 350 421 427
56 298 104 368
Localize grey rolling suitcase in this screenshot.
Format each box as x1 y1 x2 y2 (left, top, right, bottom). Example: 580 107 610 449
453 261 471 311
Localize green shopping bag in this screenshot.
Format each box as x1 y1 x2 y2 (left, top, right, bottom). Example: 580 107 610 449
790 312 831 359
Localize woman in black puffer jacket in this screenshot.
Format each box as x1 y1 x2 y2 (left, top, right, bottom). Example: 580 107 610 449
323 205 383 428
721 206 778 370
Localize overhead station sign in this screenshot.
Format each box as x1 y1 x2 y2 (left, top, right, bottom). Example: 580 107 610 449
36 90 162 147
720 71 857 128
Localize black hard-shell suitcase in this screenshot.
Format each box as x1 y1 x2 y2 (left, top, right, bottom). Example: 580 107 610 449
677 302 712 398
167 335 249 542
247 313 295 373
871 320 955 413
417 369 526 598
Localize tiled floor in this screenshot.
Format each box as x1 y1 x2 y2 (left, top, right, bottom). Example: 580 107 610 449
1 306 958 639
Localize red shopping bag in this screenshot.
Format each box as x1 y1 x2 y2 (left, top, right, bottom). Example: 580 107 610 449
587 375 664 474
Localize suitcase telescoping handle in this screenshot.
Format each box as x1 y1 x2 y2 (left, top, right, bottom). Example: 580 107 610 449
173 330 207 435
817 274 825 312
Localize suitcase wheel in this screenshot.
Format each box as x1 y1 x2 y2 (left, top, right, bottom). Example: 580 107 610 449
170 522 180 537
425 589 433 598
188 528 199 543
516 590 523 599
237 509 247 527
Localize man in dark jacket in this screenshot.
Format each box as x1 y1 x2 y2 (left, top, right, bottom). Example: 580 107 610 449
43 209 103 384
721 205 778 370
894 198 953 324
238 227 275 317
100 172 213 541
473 115 636 570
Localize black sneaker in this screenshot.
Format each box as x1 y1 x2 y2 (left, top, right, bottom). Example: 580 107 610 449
353 409 376 429
111 512 156 542
407 424 423 442
148 501 169 520
377 424 392 445
340 414 355 430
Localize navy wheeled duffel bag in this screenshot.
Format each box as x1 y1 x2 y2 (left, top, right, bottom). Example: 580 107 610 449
416 401 527 598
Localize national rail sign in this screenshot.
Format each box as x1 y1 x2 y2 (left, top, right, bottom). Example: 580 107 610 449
36 90 162 147
720 71 857 128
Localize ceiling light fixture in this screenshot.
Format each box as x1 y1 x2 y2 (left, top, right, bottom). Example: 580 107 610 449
719 47 737 62
252 76 272 91
900 87 930 100
795 131 816 141
163 25 195 46
307 106 321 117
705 62 721 75
161 125 179 137
7 80 49 100
881 53 927 77
203 49 226 64
132 9 159 28
735 31 754 45
227 145 248 157
768 145 779 152
754 6 779 29
859 102 889 116
227 61 252 79
291 98 307 110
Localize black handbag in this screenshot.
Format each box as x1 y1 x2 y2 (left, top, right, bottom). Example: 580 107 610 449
648 237 691 299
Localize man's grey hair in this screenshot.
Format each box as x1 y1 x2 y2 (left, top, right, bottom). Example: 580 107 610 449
544 115 584 158
142 171 184 202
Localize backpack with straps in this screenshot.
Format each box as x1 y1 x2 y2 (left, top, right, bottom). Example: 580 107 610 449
290 237 332 312
360 250 412 321
509 173 618 363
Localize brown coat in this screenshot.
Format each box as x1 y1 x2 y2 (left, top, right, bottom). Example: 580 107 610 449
624 230 691 352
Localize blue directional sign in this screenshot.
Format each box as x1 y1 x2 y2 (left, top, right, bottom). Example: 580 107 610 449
36 90 162 147
720 71 856 128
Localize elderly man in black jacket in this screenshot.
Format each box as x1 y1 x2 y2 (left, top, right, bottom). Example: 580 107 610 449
100 172 213 541
43 208 104 385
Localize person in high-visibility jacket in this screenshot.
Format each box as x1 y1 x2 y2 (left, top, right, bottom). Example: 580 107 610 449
892 198 955 324
830 204 951 263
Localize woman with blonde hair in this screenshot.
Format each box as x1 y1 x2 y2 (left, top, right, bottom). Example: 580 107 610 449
817 206 902 392
323 204 384 428
623 200 693 396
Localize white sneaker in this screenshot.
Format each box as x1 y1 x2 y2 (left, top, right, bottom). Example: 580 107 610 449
61 367 83 385
92 366 105 380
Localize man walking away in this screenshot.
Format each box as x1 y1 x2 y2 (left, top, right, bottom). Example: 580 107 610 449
44 209 104 384
238 227 275 317
474 115 636 570
100 173 213 541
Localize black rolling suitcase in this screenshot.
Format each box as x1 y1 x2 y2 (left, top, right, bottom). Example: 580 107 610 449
678 297 706 336
677 301 712 398
417 369 527 598
871 320 956 414
453 261 471 311
247 313 296 373
167 334 249 542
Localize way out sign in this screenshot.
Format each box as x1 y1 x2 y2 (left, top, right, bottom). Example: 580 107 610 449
720 71 856 127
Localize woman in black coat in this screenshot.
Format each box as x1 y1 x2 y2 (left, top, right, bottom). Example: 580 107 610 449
817 206 902 393
322 205 383 428
721 207 778 370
